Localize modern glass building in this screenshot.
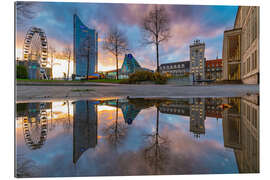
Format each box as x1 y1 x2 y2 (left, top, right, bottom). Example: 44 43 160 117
119 54 152 79
73 14 98 77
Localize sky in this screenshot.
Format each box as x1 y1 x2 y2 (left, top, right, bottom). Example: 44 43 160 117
16 2 238 73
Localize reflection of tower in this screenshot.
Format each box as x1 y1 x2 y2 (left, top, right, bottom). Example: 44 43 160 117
73 100 98 164
223 96 259 173
189 98 206 138
120 103 141 125
20 102 51 150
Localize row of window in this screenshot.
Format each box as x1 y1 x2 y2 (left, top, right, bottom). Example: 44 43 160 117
163 70 187 74
243 50 258 76
242 7 258 52
160 63 187 70
242 101 258 129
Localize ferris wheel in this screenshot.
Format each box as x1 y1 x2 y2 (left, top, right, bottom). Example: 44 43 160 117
23 27 49 79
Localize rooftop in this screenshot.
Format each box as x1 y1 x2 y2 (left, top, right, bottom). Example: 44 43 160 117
160 60 190 66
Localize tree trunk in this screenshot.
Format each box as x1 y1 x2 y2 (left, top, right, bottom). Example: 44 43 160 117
116 54 119 80
67 56 70 81
87 49 90 80
115 99 119 143
51 54 54 79
156 42 159 73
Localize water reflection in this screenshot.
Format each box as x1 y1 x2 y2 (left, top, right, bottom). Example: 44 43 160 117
15 95 259 177
73 100 98 164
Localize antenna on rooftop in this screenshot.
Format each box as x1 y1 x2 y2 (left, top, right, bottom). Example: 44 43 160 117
216 42 219 59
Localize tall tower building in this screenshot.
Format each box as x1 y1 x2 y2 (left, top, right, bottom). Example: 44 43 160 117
73 14 98 77
190 40 205 80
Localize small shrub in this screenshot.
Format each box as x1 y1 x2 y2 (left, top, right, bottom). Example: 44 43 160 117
126 71 167 84
16 65 28 79
119 79 130 84
153 72 167 84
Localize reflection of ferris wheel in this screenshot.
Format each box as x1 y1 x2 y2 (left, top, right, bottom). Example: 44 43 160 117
22 105 48 150
23 27 48 79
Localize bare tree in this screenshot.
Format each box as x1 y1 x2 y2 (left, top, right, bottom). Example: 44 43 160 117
141 5 171 73
79 34 95 80
15 2 37 23
49 46 56 79
63 47 72 80
102 100 128 148
143 106 169 174
103 26 129 80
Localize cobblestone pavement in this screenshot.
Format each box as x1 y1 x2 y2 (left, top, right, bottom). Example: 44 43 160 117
16 83 259 102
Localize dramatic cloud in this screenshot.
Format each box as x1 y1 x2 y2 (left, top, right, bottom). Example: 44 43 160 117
15 2 238 71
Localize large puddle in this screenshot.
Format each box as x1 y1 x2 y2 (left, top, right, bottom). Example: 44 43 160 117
15 96 259 177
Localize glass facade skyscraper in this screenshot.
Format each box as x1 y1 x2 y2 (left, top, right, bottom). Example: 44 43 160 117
73 14 98 77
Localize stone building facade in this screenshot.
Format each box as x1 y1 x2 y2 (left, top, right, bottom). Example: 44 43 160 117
222 6 259 84
159 61 190 76
205 59 223 80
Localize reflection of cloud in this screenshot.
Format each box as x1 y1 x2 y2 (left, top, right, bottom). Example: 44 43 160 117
16 99 239 176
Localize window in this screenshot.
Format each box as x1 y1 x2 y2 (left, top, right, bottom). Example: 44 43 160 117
252 8 257 41
247 57 251 73
252 108 258 129
252 52 255 70
243 62 246 75
254 50 257 69
247 105 250 121
243 103 246 116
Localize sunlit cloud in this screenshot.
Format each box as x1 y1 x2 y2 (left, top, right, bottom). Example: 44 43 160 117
15 2 238 74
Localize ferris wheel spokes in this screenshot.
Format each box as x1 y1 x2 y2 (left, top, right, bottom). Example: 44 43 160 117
23 26 49 80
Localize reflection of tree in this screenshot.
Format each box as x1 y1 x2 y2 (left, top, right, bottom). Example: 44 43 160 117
143 106 169 174
103 100 128 147
16 154 39 177
62 100 72 132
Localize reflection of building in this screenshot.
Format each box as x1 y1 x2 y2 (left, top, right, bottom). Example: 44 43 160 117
190 98 206 137
222 96 259 173
159 99 190 116
236 95 259 173
74 14 98 77
205 98 223 118
222 7 259 84
120 103 141 125
190 40 205 80
100 99 141 125
17 102 52 150
222 97 242 150
159 61 190 76
205 59 223 81
73 100 98 164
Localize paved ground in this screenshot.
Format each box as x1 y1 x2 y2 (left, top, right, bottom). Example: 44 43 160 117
16 83 259 102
